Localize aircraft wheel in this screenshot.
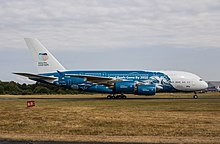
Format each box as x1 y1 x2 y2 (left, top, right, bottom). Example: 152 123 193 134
122 95 127 99
193 95 198 99
116 95 120 99
107 95 111 99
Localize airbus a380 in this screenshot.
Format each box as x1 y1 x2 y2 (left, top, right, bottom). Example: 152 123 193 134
14 38 208 99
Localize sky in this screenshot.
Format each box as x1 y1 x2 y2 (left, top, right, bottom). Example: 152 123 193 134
0 0 220 83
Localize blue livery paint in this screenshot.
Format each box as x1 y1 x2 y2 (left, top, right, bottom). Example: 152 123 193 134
40 70 176 94
137 84 156 95
115 81 135 94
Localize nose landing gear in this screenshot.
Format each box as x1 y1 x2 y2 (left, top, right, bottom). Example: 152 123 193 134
193 92 198 99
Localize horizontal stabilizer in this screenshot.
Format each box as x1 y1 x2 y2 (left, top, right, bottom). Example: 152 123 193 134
13 72 57 82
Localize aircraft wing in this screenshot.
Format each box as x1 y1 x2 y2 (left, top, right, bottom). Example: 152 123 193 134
13 72 57 82
66 74 121 85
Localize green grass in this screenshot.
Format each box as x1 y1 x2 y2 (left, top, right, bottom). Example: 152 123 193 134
0 92 220 143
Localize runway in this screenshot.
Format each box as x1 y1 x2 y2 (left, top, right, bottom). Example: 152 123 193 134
0 97 219 101
0 139 151 144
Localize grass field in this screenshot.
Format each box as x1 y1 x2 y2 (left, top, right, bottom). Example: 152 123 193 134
0 93 220 143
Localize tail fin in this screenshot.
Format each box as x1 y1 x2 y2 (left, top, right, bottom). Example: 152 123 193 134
24 38 66 73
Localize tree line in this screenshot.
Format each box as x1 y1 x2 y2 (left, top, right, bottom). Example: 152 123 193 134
0 81 84 95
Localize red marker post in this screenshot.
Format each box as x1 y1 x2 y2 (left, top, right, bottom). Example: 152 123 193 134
27 100 35 108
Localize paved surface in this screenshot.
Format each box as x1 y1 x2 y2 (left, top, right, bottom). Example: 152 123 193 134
0 97 219 101
0 139 159 144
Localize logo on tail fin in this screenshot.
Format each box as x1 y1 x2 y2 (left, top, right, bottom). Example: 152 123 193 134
38 53 49 66
38 53 49 61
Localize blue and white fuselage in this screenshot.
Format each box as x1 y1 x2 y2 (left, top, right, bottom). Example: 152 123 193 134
14 38 208 98
41 70 208 93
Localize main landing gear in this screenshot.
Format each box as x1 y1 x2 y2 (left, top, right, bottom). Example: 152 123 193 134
107 94 127 99
193 92 198 99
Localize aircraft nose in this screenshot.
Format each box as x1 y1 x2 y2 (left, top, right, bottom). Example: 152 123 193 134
202 81 208 89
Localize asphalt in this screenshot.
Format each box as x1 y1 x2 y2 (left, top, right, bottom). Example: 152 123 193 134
0 139 161 144
0 97 219 101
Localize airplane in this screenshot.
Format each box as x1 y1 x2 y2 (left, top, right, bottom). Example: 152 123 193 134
14 38 208 99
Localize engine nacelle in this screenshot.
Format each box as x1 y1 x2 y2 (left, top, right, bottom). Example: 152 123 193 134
136 84 156 95
114 81 156 96
115 81 135 93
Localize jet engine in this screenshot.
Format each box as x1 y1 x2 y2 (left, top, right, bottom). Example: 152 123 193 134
136 84 156 95
114 81 135 93
114 81 156 96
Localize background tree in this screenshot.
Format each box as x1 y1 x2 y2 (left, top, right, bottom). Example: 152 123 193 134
0 81 84 95
0 86 4 94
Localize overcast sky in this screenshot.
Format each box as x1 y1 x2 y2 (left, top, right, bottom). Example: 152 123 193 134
0 0 220 83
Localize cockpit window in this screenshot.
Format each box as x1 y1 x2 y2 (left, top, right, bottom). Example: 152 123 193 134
199 79 203 81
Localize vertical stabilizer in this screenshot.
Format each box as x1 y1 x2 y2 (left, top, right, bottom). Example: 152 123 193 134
24 38 66 73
